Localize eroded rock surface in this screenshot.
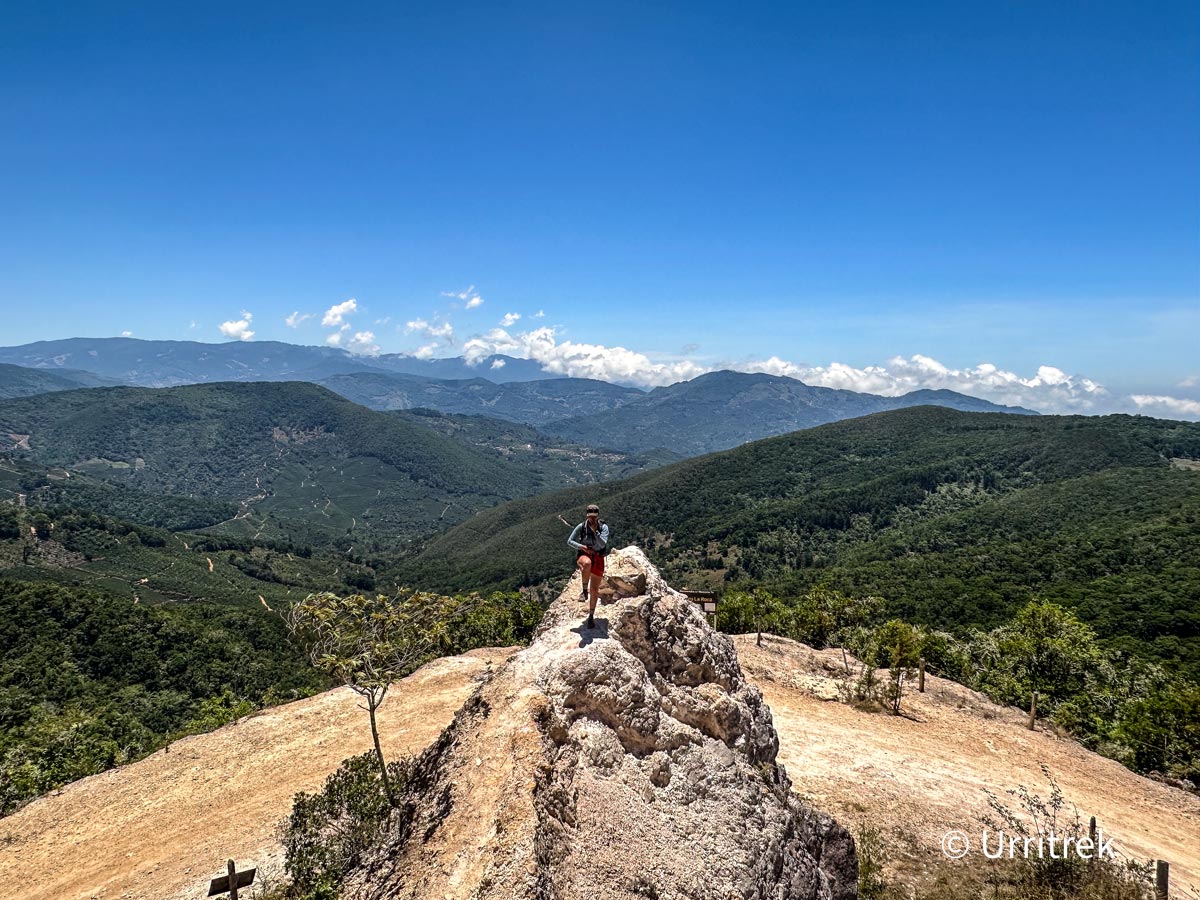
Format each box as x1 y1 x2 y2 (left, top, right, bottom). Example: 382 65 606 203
345 547 856 900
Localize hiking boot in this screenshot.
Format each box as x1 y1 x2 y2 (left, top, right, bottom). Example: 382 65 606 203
586 613 595 630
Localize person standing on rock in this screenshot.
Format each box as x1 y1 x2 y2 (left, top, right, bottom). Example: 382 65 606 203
568 503 608 629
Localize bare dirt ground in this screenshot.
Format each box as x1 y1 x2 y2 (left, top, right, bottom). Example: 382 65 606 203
4 630 1198 900
0 648 516 900
734 634 1200 897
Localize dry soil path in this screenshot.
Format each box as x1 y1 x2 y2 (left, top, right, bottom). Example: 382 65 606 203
0 648 515 900
735 635 1200 897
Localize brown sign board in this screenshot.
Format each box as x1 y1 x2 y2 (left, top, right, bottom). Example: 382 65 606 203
208 868 256 896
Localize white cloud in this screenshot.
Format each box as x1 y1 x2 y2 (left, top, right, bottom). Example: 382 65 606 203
404 317 453 339
1179 375 1199 389
737 354 1108 414
219 311 255 342
462 325 706 386
346 330 380 356
121 330 133 337
1130 394 1200 420
442 285 484 309
285 311 312 328
322 298 357 327
374 316 391 325
404 317 454 358
455 326 1121 411
188 320 198 330
325 331 342 347
533 310 545 318
500 312 521 327
491 358 506 369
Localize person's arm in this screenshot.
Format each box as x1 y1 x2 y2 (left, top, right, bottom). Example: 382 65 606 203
596 523 609 549
567 523 585 550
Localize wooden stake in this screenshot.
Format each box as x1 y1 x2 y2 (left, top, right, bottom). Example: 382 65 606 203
918 658 926 693
1028 690 1038 730
227 860 238 900
1155 859 1169 900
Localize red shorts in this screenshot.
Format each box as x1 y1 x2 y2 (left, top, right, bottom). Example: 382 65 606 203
577 548 604 576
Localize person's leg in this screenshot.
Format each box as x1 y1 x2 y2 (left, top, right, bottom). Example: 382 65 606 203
588 571 601 616
576 553 592 597
587 552 603 617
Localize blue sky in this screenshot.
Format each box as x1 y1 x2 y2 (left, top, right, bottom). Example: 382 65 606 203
1 1 1197 415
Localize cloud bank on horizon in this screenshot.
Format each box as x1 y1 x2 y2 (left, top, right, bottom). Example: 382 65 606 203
459 323 1129 415
219 296 1198 422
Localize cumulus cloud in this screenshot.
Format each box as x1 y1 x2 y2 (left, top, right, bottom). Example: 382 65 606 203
462 325 706 386
1130 394 1200 420
325 331 343 347
322 298 357 327
534 310 545 318
346 330 380 356
491 358 506 369
737 354 1108 414
404 318 454 341
1179 375 1199 389
454 323 1124 412
121 330 133 337
285 311 312 328
442 285 484 309
403 317 455 359
219 311 255 342
500 312 521 327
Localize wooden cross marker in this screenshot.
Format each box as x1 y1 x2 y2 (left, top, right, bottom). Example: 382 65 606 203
208 859 255 898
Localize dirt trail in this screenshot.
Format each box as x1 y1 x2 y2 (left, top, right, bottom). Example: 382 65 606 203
734 635 1200 896
4 625 1198 900
0 648 515 900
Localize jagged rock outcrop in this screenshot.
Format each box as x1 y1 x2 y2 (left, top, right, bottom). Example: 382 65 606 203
344 547 856 900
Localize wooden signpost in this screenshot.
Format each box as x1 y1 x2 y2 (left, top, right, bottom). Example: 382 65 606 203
682 590 719 626
208 859 255 899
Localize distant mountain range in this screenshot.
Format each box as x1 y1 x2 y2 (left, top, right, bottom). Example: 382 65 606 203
0 337 1037 457
319 371 643 424
540 371 1038 455
0 337 553 386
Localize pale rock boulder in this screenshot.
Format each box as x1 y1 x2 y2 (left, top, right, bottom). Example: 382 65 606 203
344 546 857 900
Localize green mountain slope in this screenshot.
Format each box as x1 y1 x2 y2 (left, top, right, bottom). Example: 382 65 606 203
540 370 1037 455
0 381 546 550
396 407 1200 674
321 372 643 424
0 362 119 399
391 408 679 488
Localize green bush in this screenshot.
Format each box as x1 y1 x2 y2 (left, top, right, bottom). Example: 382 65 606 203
282 752 413 895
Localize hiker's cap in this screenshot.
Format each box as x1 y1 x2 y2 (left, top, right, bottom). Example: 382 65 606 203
586 504 600 514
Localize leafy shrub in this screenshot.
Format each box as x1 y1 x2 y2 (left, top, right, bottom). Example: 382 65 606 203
282 751 413 895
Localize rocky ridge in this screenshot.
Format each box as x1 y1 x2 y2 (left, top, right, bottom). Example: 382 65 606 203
343 547 856 900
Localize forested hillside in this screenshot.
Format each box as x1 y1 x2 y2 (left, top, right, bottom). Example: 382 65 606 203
0 381 547 551
397 407 1200 676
